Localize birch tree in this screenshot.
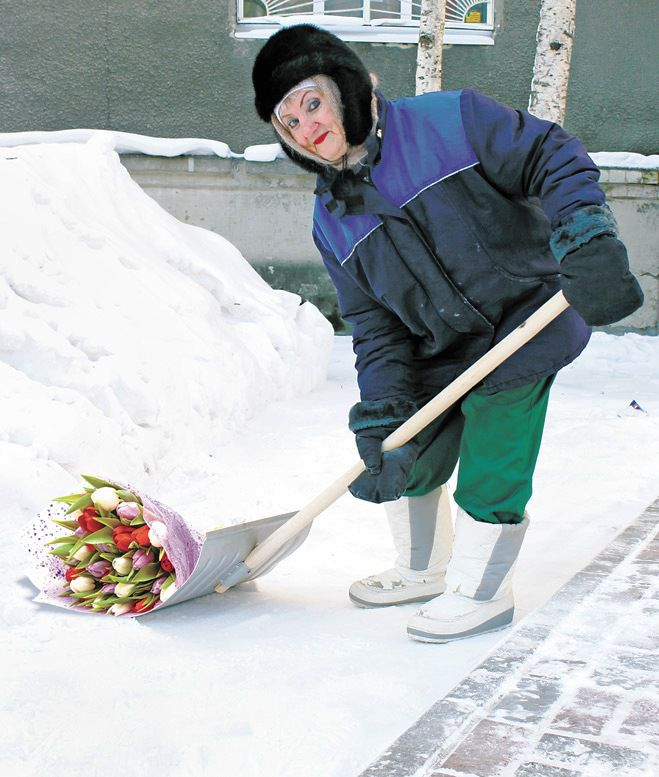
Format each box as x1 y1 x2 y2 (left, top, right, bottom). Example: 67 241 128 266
529 0 577 123
415 0 447 95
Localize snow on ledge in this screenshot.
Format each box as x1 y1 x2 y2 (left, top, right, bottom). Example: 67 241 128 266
1 130 656 171
0 129 237 158
590 151 659 170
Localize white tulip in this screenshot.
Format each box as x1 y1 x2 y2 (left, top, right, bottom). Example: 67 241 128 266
91 487 120 512
70 575 96 593
112 556 132 575
147 521 167 548
108 603 133 616
72 545 94 562
115 583 135 598
70 509 83 520
159 582 178 603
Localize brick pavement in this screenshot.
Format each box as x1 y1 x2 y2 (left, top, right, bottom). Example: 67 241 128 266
359 498 659 777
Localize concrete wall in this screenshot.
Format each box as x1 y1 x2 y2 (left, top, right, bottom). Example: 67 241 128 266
1 1 657 154
122 155 659 334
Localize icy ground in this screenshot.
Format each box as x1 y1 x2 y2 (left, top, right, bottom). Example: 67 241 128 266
3 332 659 777
0 137 657 777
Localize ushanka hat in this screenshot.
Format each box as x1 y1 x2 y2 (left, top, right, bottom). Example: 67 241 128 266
252 24 374 149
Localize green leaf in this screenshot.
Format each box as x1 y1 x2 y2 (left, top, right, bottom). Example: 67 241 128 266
116 489 141 503
81 474 116 490
90 596 120 608
94 514 120 529
83 527 114 545
129 516 146 527
53 493 87 506
46 533 79 546
98 552 117 562
49 545 75 558
131 563 162 583
65 494 93 515
51 518 80 531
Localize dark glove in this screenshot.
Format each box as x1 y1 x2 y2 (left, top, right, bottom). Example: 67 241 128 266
560 234 643 326
347 397 419 504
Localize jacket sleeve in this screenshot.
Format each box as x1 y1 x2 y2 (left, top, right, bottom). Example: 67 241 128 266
459 88 606 229
312 230 417 402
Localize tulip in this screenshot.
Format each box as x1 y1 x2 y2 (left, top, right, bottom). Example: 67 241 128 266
80 506 104 532
97 543 113 553
72 544 95 563
74 527 86 538
132 525 151 547
115 583 136 598
159 582 177 603
86 560 112 579
91 487 120 512
70 575 96 593
133 598 155 614
108 603 133 616
112 524 134 551
65 566 84 582
150 576 168 595
147 521 167 548
100 583 116 594
160 554 174 573
116 501 141 520
132 548 154 570
112 556 132 576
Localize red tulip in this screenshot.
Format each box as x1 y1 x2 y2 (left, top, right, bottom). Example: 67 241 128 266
160 554 174 572
133 598 155 614
132 525 151 547
112 524 134 551
65 566 84 582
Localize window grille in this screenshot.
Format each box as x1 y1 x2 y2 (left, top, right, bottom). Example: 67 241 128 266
236 1 495 44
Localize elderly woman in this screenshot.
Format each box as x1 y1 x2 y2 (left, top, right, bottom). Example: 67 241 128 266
251 25 643 643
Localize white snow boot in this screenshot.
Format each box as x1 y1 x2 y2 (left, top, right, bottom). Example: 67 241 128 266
349 485 453 608
407 507 529 642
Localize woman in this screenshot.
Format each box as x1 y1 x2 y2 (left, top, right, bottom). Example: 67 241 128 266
252 25 643 642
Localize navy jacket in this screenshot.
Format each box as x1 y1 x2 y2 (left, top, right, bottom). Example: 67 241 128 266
312 89 597 402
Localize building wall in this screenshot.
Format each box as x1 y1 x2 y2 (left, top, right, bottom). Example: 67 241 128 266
122 155 659 334
1 1 657 154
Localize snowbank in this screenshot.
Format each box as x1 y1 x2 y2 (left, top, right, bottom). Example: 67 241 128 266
0 137 333 519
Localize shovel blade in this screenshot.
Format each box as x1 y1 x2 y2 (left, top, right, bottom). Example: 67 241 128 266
147 512 310 613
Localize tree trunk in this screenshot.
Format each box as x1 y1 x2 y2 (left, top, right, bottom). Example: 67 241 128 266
415 0 447 95
529 0 577 124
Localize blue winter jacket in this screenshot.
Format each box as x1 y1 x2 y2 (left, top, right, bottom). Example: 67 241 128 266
312 89 597 403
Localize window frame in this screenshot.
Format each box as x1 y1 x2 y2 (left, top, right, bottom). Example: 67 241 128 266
234 1 496 45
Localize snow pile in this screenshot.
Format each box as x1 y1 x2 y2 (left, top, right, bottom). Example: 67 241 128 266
0 137 333 520
590 151 659 170
0 129 235 158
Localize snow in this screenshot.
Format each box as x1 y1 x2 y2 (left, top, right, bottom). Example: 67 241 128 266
2 129 657 170
0 137 333 519
590 151 659 170
0 129 235 158
1 138 658 777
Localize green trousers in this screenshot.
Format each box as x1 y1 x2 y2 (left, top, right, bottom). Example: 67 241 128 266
404 376 555 525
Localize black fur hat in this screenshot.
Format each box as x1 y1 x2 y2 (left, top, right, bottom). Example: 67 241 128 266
252 24 373 148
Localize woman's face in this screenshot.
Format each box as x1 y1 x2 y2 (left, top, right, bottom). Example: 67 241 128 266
278 88 348 163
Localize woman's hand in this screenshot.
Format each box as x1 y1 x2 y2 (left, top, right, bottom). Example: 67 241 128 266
347 397 419 503
560 235 644 326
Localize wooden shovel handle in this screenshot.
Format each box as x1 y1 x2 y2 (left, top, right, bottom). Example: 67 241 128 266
215 291 569 592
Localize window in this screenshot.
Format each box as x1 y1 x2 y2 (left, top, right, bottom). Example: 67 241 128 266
236 1 495 44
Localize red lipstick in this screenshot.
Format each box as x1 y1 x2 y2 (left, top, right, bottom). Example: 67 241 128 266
313 131 329 146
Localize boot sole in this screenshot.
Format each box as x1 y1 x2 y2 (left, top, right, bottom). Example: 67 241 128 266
406 608 514 643
349 590 443 608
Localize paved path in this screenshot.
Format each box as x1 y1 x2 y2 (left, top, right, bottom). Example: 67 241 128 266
359 498 659 777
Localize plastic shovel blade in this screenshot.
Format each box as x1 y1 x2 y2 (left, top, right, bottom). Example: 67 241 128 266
146 512 311 614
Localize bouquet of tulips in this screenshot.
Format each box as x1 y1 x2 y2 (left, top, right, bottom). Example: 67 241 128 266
24 475 203 617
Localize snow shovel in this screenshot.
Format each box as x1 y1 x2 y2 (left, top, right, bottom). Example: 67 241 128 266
148 291 569 612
